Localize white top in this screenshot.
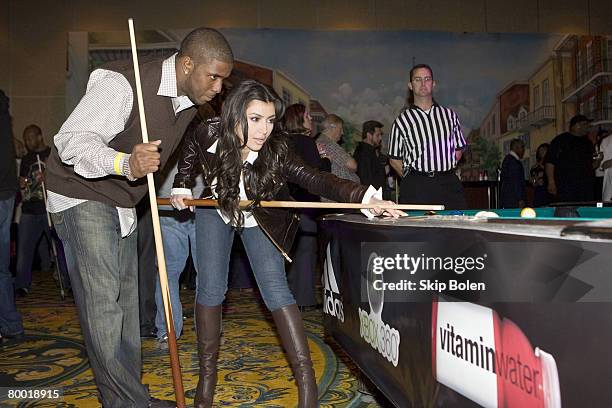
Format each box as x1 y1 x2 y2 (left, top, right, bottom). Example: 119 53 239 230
601 136 612 163
595 143 605 177
601 136 612 201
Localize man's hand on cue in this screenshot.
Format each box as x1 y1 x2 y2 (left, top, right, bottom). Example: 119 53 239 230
368 197 405 218
130 140 161 179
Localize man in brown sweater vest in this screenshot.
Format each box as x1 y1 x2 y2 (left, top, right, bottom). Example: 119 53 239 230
45 28 233 407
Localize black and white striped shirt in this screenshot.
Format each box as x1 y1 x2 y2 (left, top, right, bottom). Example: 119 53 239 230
388 103 466 175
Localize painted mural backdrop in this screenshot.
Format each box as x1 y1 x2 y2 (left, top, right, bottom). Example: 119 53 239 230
84 29 611 175
217 30 564 151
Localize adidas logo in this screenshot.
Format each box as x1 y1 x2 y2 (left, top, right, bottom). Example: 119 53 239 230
323 243 344 322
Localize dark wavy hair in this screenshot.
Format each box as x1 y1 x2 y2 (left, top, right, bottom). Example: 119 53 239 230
215 79 286 227
281 103 309 135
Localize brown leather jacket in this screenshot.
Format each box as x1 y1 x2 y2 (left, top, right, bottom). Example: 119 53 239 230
173 118 368 261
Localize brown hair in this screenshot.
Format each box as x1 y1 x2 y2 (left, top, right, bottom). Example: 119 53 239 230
282 103 309 135
409 63 434 81
362 120 383 139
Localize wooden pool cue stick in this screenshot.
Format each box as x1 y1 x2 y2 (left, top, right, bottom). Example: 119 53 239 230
156 197 444 211
128 18 185 408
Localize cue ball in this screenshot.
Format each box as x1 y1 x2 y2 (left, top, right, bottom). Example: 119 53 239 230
520 207 537 218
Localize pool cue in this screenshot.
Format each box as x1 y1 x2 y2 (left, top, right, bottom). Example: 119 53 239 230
128 18 185 407
156 197 444 211
36 154 65 300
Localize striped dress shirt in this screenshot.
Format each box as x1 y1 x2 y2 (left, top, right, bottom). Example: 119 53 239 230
388 103 466 176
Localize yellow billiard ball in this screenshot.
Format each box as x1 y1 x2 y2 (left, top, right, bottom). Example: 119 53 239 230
520 207 536 218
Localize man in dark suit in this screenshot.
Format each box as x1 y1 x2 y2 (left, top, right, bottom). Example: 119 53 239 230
500 138 526 208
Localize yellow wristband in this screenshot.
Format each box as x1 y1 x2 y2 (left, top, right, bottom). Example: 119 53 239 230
114 153 125 176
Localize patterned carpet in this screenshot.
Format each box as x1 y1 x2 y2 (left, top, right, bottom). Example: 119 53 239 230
1 270 386 407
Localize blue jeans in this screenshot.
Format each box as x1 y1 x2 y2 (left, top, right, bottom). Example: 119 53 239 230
155 212 197 340
15 213 52 290
0 196 23 336
195 208 295 311
52 201 149 407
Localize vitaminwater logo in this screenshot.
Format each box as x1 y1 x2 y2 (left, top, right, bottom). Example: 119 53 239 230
433 299 562 408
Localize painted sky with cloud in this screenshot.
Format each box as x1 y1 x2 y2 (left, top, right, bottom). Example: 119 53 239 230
221 29 562 134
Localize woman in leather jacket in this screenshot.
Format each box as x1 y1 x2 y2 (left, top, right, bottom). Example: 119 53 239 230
170 79 401 408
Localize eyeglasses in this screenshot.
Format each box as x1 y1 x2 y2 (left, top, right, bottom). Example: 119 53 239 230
412 77 433 83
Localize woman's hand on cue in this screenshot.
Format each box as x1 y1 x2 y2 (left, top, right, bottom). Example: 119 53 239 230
170 194 194 212
367 197 405 218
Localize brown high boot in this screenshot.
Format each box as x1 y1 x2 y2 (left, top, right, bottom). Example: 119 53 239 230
272 303 318 408
194 303 222 408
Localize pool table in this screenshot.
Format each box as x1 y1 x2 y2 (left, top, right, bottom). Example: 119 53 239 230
319 205 612 408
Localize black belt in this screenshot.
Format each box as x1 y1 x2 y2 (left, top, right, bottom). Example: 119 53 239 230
407 168 455 178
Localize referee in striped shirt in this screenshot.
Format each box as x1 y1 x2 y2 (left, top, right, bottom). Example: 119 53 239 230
388 64 467 209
